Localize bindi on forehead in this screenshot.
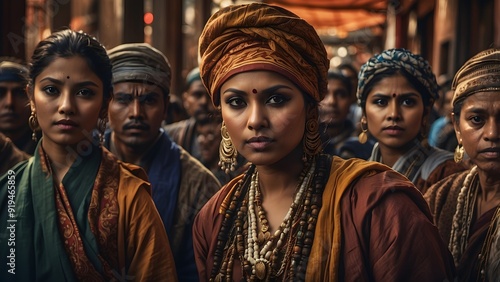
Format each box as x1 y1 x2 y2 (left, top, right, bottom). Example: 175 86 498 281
67 76 70 79
392 93 396 98
252 89 258 94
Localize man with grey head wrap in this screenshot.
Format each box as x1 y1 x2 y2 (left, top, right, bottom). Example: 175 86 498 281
105 43 221 282
0 58 38 154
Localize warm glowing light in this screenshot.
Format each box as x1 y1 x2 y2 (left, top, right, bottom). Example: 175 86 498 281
144 12 154 25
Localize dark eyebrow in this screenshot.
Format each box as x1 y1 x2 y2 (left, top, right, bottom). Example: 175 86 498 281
222 85 293 96
39 77 99 88
464 107 487 114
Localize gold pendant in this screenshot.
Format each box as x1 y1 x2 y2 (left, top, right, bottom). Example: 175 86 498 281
255 260 268 280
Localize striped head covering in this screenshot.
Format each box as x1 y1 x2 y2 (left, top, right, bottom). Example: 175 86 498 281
107 43 171 95
452 48 500 105
357 48 439 107
198 3 329 106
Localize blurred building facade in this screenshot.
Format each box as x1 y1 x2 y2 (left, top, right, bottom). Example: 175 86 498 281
1 0 499 96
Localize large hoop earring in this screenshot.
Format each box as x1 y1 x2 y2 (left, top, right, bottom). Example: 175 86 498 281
97 118 108 147
358 122 368 144
454 144 464 163
303 106 321 162
28 110 39 142
219 121 238 174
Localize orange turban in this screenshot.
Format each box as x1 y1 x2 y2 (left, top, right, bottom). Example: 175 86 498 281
199 3 329 106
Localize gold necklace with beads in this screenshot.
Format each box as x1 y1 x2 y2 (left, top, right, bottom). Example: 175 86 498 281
246 161 316 280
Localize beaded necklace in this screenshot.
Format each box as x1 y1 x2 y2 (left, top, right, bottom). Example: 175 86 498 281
210 155 331 282
246 161 315 280
449 165 479 265
449 165 500 280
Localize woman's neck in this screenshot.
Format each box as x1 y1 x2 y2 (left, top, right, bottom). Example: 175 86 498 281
254 148 305 196
377 140 417 167
254 155 305 233
477 169 500 205
41 140 79 184
377 145 404 167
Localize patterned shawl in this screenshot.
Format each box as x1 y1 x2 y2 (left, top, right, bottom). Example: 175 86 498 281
0 142 121 280
369 139 453 185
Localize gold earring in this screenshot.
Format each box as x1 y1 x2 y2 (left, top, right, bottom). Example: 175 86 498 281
219 121 238 174
303 106 321 161
28 110 39 142
358 122 368 144
454 144 464 163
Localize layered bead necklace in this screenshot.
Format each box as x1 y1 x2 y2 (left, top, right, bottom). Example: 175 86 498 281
245 161 315 280
210 155 330 282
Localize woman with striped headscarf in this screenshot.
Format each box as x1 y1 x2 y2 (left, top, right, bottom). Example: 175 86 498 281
425 48 500 281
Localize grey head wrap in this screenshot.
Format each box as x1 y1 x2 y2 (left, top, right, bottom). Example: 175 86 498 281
0 60 28 84
107 43 171 95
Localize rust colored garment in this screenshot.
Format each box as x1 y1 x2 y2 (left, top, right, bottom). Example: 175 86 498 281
416 159 469 194
0 132 30 175
193 156 455 281
425 170 495 281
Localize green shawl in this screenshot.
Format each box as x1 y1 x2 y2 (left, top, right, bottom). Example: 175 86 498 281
0 142 102 281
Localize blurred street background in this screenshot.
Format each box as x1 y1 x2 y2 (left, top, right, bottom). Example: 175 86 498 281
1 0 497 97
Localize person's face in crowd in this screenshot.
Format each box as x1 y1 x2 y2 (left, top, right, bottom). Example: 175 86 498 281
31 56 104 149
220 70 306 166
454 91 500 175
0 80 30 134
340 67 358 96
319 78 352 126
108 81 166 149
183 79 214 121
197 121 222 167
363 73 425 150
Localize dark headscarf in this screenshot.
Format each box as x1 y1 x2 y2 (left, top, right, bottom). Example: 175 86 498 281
198 3 329 106
357 48 439 107
0 60 28 84
452 48 500 105
107 43 171 95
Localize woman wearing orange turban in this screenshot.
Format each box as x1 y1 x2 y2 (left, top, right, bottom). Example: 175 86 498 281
193 3 455 281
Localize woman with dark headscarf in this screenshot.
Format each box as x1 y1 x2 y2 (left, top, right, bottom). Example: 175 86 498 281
357 48 467 193
192 3 455 281
425 48 500 281
0 29 176 280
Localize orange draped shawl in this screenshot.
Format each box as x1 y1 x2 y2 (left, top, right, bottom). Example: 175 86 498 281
216 157 391 281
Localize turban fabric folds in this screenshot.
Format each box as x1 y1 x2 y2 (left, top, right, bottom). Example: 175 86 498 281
199 3 329 106
107 43 171 95
452 48 500 106
357 48 439 106
0 61 28 84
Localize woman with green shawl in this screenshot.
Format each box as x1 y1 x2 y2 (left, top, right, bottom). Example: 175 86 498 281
0 29 176 281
